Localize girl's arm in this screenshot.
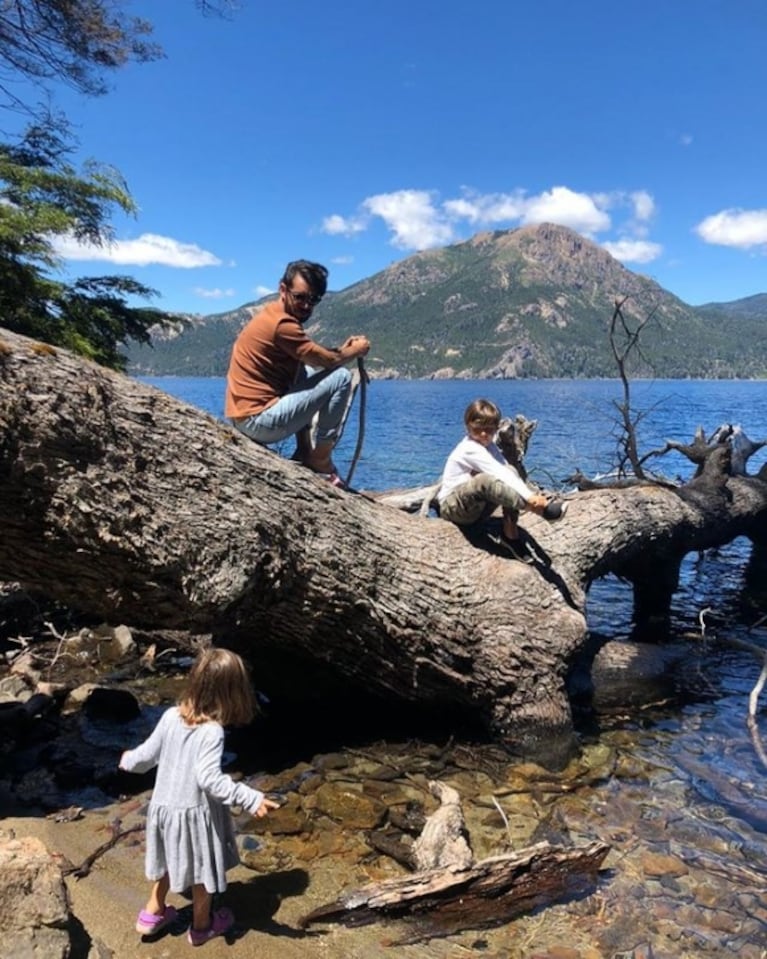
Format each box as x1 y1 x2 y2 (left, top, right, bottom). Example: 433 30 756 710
195 724 266 815
119 707 173 774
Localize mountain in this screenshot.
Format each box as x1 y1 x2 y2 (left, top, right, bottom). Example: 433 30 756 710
126 223 767 380
697 292 767 321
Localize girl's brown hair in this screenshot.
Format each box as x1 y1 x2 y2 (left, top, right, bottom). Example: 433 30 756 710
178 647 257 727
464 398 501 429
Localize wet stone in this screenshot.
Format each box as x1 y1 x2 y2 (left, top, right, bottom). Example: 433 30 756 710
572 742 615 778
0 675 30 700
313 752 349 771
239 843 293 873
257 760 316 795
297 773 323 795
446 769 494 798
640 851 689 879
364 763 400 781
314 782 387 830
361 779 406 803
241 796 309 836
387 801 426 834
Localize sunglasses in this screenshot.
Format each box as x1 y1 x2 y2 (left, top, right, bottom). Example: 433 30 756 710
287 289 322 307
469 423 499 434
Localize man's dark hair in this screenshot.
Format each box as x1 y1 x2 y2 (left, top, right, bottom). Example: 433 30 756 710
281 260 329 296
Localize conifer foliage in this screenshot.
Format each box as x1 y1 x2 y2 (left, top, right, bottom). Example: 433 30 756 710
0 116 169 368
0 2 213 368
0 0 161 110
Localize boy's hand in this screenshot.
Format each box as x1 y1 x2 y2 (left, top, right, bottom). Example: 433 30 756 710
527 493 549 513
254 798 281 818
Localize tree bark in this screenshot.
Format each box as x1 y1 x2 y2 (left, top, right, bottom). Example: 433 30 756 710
2 328 767 761
300 839 610 943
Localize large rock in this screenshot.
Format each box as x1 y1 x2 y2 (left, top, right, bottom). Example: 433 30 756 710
0 830 71 958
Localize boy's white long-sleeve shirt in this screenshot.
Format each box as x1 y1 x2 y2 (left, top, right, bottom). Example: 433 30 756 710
437 436 534 503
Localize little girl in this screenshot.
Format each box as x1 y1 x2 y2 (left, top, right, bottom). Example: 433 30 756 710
120 647 278 946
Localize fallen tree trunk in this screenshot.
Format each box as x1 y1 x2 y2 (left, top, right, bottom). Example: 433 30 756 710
2 328 767 761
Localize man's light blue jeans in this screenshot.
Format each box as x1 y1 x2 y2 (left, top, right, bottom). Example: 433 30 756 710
232 366 352 446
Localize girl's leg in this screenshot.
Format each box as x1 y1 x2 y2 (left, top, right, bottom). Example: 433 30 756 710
136 873 177 936
187 887 235 946
191 884 213 932
144 873 170 915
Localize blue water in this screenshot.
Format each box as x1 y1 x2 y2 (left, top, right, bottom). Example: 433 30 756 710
141 376 767 495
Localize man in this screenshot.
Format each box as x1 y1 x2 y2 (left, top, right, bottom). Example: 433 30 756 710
225 260 370 488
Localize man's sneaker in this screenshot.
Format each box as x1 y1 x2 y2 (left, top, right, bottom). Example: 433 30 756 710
543 499 568 521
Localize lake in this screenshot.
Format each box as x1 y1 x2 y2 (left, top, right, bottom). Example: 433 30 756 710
142 375 767 493
140 375 767 955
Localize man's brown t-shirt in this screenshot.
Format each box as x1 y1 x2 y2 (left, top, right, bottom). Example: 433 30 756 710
225 300 317 418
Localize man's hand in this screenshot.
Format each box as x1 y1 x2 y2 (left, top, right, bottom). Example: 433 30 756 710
342 335 370 358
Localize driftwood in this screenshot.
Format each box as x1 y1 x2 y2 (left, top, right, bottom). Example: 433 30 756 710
300 780 609 943
61 824 144 879
2 328 767 761
300 841 610 943
412 781 473 870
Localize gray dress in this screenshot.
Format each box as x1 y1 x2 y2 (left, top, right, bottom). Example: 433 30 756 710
121 706 264 894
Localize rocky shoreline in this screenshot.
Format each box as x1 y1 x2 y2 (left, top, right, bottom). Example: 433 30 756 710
2 594 767 957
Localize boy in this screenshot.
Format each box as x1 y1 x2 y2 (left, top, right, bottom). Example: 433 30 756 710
437 398 567 561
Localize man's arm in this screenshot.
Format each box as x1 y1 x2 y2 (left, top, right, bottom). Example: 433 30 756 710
299 335 370 370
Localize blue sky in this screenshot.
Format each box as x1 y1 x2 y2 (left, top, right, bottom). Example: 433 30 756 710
25 0 767 313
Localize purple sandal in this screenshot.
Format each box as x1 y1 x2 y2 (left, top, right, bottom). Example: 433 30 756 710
136 904 177 936
187 906 235 946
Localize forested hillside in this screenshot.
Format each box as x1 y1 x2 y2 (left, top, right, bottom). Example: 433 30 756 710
126 224 767 380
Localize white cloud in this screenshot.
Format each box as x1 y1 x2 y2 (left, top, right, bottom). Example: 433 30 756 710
52 232 222 268
695 208 767 249
680 133 693 146
323 184 660 253
602 239 663 264
631 191 655 222
521 186 611 235
362 189 454 249
331 255 354 265
321 213 367 236
254 285 274 297
193 287 235 299
444 190 527 224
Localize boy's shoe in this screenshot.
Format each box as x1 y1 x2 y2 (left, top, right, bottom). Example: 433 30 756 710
136 905 177 937
188 907 235 947
542 499 568 521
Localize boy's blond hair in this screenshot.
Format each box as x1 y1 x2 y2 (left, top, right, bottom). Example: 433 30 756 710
178 647 257 727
